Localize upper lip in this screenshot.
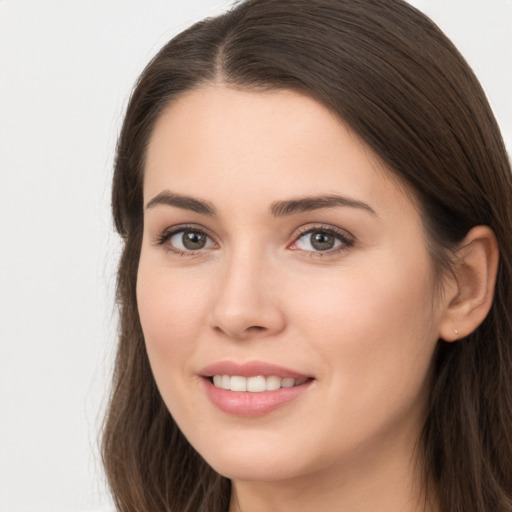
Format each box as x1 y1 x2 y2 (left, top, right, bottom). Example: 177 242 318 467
200 360 312 379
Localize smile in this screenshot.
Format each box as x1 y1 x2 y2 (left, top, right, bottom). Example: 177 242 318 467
212 375 309 392
200 361 314 417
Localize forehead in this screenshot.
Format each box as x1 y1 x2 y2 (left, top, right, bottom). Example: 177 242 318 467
144 85 414 218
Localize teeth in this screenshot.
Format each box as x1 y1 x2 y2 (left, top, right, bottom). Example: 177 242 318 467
211 375 307 392
230 376 246 392
247 375 266 392
221 375 230 389
281 377 295 388
266 375 281 391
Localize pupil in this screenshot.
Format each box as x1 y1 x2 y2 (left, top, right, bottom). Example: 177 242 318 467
183 230 206 250
311 232 334 251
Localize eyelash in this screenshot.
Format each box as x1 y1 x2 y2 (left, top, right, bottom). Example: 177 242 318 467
289 225 354 257
153 223 354 257
153 224 216 257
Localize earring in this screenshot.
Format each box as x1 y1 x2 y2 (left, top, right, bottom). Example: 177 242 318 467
454 329 459 335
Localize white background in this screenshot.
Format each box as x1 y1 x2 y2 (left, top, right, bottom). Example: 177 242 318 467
0 1 510 511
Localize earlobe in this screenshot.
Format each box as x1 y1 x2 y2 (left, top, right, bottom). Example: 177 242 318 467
438 225 499 342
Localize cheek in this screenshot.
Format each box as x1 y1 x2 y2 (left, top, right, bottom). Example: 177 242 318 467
292 260 435 338
289 252 439 394
136 259 213 425
136 259 209 364
284 261 439 460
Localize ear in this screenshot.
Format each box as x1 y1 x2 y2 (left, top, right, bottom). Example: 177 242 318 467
438 225 499 342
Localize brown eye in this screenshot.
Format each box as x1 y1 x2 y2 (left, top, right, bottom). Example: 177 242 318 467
168 229 214 252
310 231 336 251
182 230 207 250
291 227 353 253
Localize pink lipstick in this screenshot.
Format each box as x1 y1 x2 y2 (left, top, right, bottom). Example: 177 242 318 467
199 361 314 417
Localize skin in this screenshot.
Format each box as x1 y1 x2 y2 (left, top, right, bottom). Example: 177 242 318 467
137 85 457 512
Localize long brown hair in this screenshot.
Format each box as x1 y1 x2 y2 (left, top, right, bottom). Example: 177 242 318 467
102 1 512 510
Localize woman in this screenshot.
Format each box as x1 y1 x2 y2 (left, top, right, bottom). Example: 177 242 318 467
102 1 512 511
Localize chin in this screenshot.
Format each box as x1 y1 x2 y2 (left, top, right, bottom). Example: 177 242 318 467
208 456 303 482
193 437 309 482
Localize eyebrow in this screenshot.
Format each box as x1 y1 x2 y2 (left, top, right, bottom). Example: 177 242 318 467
146 191 217 216
145 191 376 217
270 195 377 217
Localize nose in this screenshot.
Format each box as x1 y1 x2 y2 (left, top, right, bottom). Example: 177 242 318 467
209 251 286 341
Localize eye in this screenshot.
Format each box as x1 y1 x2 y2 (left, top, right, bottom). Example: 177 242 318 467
172 229 213 250
156 227 215 253
290 226 353 253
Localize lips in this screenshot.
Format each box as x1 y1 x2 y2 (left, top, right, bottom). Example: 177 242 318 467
199 360 314 417
200 360 310 379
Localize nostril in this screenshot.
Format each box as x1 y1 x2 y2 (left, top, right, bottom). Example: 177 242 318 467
248 326 266 332
213 324 266 339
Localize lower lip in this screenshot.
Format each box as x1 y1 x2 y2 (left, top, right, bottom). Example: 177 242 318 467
201 378 313 417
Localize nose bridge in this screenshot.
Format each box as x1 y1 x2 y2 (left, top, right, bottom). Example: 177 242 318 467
210 243 284 339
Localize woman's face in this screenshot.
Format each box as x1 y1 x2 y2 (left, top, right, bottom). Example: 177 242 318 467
137 86 448 483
